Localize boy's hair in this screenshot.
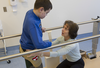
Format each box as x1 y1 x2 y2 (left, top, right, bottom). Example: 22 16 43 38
64 20 79 39
34 0 52 11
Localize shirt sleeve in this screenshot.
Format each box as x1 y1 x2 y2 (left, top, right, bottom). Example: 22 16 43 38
28 21 52 49
52 37 61 45
50 43 76 57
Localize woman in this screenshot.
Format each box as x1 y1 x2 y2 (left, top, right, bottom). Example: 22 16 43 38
28 20 85 68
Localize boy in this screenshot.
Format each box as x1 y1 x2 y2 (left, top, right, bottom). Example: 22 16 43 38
19 0 53 68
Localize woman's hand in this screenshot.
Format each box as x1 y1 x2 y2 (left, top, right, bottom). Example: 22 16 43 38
27 52 42 57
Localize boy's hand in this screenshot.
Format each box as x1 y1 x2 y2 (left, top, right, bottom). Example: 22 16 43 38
42 27 46 33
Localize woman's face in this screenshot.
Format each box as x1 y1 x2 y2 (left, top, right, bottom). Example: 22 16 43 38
62 24 70 38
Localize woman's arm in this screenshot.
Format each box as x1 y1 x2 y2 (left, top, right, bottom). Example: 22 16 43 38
27 44 76 57
43 52 50 57
52 36 62 45
27 52 50 57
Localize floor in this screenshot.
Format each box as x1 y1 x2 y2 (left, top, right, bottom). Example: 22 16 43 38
0 32 100 68
84 51 100 68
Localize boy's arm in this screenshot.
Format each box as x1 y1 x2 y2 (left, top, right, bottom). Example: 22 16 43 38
29 24 52 49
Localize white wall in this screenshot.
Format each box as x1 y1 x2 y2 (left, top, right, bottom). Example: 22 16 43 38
0 0 100 48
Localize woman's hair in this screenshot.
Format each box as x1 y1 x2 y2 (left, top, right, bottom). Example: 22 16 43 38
34 0 52 11
63 20 79 39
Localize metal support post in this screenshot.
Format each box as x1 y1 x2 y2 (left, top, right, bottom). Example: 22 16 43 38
92 21 99 54
88 18 100 59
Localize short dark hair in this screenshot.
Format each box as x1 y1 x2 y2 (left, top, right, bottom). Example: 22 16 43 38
64 20 79 39
34 0 52 11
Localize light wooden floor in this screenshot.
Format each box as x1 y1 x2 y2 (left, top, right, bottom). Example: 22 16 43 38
84 51 100 68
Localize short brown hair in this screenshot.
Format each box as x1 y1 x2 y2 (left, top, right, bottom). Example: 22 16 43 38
64 20 79 39
34 0 52 11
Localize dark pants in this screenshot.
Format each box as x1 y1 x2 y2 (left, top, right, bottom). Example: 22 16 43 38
25 59 43 68
57 58 85 68
25 59 33 68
